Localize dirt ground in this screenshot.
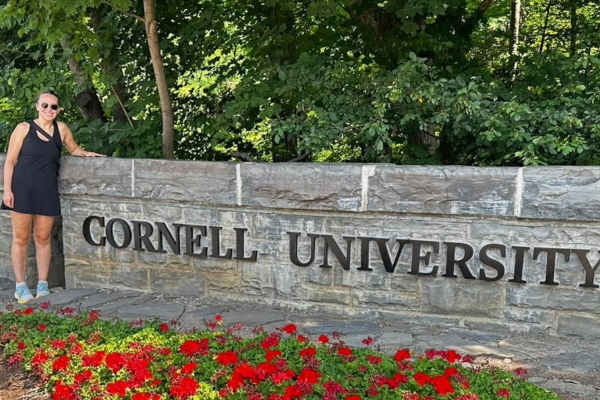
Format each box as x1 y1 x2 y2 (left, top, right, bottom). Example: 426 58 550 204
0 361 48 400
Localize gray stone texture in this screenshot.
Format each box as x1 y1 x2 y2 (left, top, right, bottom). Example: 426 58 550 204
134 160 237 206
2 155 600 338
241 163 362 211
367 166 517 216
521 167 600 221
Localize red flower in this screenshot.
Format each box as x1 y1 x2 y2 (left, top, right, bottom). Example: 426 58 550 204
82 351 105 367
444 350 462 363
367 355 382 365
337 347 352 357
395 349 411 362
297 335 307 342
215 315 222 322
297 368 321 384
32 352 49 367
431 376 454 395
282 324 297 334
24 307 34 315
160 323 169 332
497 388 510 397
179 339 209 357
170 376 199 399
53 380 75 400
106 352 126 373
52 339 67 350
414 372 431 386
299 348 316 358
17 342 26 350
74 370 93 384
514 367 528 376
180 362 197 374
444 367 459 377
266 350 282 361
132 394 161 400
346 396 361 400
106 380 129 396
216 350 239 366
37 324 46 332
318 335 329 343
52 355 70 372
362 336 373 346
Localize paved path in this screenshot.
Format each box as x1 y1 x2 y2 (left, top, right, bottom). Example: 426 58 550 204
1 278 598 400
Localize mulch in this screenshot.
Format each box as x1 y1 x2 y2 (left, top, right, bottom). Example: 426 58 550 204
0 360 49 400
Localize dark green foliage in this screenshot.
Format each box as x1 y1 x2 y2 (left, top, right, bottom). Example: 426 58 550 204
0 0 599 165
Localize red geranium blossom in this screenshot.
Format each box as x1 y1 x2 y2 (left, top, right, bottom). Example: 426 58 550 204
318 335 329 343
170 376 199 400
395 349 411 362
497 388 510 397
106 380 129 396
431 376 454 395
297 368 321 384
283 324 297 334
216 350 239 366
52 355 70 372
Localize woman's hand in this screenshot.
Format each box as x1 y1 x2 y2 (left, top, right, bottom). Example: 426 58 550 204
2 191 14 208
72 147 105 157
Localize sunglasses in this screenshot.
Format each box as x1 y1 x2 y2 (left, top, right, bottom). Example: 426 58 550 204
40 102 60 111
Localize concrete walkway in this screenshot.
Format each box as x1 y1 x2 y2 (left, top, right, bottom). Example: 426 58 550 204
0 278 598 400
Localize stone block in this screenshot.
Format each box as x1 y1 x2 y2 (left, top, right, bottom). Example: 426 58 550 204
557 313 600 339
389 274 420 292
507 285 600 312
302 285 352 305
150 269 205 297
110 265 150 291
521 167 600 221
422 280 504 318
134 160 237 206
241 264 300 298
66 265 112 289
352 290 419 310
204 272 240 291
59 157 133 197
241 163 362 212
367 166 517 216
469 222 555 244
503 307 555 325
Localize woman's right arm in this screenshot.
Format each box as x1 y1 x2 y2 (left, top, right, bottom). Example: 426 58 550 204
2 123 28 208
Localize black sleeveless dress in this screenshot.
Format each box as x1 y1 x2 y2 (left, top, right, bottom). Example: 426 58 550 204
8 120 63 216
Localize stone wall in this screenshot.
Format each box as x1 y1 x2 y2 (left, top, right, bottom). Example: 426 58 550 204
2 154 600 337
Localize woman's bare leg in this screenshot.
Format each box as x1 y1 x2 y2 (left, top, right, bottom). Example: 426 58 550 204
10 211 33 283
33 215 55 282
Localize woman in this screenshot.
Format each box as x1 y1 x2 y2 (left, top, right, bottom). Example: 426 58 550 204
2 91 104 303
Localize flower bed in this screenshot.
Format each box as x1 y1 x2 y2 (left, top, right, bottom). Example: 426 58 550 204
0 303 560 400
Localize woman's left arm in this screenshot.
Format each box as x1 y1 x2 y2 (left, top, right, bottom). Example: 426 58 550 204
60 122 105 157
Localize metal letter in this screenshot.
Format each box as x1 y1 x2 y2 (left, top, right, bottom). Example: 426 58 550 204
288 232 319 267
234 228 258 261
407 240 439 276
82 216 106 246
105 218 132 249
443 242 476 279
533 247 570 285
479 244 506 281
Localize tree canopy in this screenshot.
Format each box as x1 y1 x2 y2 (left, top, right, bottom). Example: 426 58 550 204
1 0 598 166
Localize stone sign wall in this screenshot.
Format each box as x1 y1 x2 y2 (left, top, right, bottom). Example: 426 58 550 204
1 154 600 337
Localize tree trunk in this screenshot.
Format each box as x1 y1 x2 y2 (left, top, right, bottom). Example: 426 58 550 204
143 0 174 159
539 0 552 53
60 41 107 122
89 7 131 125
569 0 578 56
509 0 521 81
